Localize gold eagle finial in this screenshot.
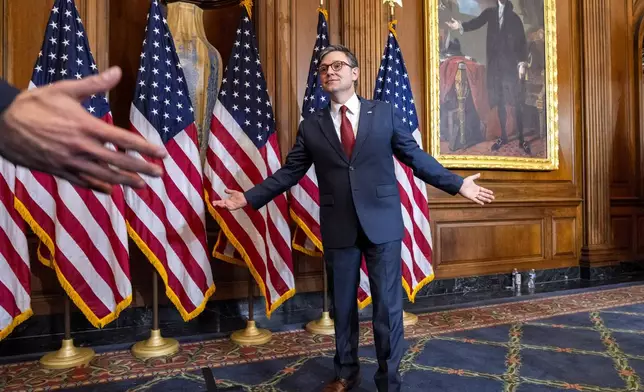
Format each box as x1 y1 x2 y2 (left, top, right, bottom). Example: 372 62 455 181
383 0 403 7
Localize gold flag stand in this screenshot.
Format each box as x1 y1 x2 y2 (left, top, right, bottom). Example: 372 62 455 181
40 296 94 369
403 311 418 326
131 271 179 359
231 271 272 345
306 260 335 335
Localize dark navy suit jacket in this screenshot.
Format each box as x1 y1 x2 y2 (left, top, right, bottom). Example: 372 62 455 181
0 79 20 115
244 97 464 249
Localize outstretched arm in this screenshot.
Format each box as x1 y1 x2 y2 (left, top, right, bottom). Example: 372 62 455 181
446 9 491 33
213 123 313 211
460 8 491 32
390 105 494 205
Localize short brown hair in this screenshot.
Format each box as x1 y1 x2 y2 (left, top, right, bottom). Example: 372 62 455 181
319 44 359 89
320 44 359 68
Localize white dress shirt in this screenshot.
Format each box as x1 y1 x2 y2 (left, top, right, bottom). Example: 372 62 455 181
329 93 360 141
498 0 505 27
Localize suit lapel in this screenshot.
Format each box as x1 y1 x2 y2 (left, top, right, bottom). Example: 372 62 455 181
351 98 375 162
317 108 349 164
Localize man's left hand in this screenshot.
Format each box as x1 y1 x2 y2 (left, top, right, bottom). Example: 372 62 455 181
458 173 494 205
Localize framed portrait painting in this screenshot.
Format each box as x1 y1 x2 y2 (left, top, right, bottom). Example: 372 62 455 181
424 0 558 170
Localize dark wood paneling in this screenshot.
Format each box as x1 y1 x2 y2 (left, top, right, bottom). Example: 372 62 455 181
610 1 637 197
108 0 150 128
622 0 644 265
202 6 242 73
610 204 644 260
0 0 5 79
4 0 54 87
439 221 544 264
430 202 580 278
553 217 576 258
340 0 387 98
638 216 644 254
81 0 110 72
3 0 107 85
612 217 634 252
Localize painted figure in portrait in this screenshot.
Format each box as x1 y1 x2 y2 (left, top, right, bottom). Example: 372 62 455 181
431 0 556 170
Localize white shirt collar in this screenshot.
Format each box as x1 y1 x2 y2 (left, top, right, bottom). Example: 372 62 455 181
498 1 505 12
331 93 360 116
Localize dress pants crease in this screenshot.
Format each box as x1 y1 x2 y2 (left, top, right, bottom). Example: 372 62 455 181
325 224 404 392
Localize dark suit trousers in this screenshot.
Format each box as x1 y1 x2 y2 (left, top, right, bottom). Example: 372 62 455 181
325 225 404 392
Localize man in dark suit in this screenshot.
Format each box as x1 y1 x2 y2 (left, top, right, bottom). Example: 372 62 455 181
0 66 166 193
213 45 494 392
446 0 530 154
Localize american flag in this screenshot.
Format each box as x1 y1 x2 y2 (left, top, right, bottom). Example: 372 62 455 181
0 156 31 340
290 8 372 309
205 4 295 317
373 22 435 301
14 0 132 328
125 0 215 321
289 8 329 258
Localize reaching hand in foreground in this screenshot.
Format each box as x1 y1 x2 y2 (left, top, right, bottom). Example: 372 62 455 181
458 173 495 205
0 66 167 194
212 189 248 211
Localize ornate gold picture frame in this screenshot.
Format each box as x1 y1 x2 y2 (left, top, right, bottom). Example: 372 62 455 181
423 0 558 170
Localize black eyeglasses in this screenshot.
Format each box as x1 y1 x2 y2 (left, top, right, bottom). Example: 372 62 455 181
318 61 352 75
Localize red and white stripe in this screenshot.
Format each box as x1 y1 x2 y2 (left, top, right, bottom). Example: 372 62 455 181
0 157 32 340
205 101 295 317
14 108 132 328
291 226 319 257
396 128 434 300
289 165 322 253
126 105 215 321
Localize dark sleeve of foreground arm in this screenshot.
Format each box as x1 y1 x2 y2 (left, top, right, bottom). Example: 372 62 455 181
0 79 20 115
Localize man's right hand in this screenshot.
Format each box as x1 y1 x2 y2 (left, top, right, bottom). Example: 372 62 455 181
445 18 461 30
0 66 167 194
212 189 248 211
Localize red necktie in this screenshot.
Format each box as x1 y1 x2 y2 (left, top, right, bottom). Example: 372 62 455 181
340 105 355 158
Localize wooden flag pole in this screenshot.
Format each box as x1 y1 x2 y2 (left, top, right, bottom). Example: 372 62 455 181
40 296 95 369
131 270 179 359
299 0 334 336
306 257 335 335
382 0 418 328
230 270 272 345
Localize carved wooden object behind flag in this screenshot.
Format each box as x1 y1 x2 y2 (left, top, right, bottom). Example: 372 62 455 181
167 1 223 164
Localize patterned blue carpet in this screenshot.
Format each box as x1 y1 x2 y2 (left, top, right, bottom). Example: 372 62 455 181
62 302 644 391
5 284 644 391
